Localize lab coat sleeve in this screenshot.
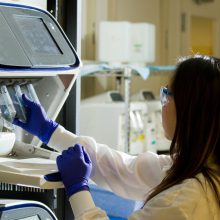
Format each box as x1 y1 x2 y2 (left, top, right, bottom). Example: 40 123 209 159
129 201 187 220
48 125 172 201
65 178 206 220
69 191 109 220
67 188 187 220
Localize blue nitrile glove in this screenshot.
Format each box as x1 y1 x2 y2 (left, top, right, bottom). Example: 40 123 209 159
56 144 92 198
13 94 58 144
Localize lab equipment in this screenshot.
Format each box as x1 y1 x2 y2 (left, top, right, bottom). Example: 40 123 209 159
131 90 171 153
80 91 147 154
0 132 15 156
1 0 47 9
0 199 57 220
97 21 155 64
0 85 17 124
26 83 40 104
13 140 60 160
9 84 27 123
0 2 80 188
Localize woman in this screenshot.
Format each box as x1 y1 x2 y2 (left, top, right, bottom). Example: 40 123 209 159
14 55 220 219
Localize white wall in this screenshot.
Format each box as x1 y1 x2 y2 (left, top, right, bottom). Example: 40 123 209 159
81 0 161 63
81 0 220 99
181 0 220 58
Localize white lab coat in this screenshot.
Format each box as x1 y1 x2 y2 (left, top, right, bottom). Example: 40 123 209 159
48 125 220 220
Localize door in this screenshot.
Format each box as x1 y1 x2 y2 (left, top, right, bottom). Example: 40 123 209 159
190 16 214 55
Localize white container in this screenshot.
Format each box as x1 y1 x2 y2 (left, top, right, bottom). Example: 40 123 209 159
130 23 155 63
97 21 131 63
97 21 156 64
0 132 15 156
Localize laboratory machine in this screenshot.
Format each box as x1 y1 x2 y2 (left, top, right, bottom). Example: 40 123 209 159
131 90 171 154
80 91 147 154
0 1 81 218
0 199 57 220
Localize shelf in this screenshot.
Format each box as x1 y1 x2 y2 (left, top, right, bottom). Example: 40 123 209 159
80 63 175 80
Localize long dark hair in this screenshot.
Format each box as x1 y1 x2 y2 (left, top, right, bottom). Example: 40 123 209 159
146 55 220 204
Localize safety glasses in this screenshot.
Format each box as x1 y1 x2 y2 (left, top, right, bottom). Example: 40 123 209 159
160 86 173 106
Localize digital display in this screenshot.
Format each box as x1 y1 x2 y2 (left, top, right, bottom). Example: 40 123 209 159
14 16 61 55
18 216 40 220
143 91 155 100
110 93 124 102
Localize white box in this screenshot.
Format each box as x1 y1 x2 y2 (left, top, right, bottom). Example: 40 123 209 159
130 23 155 63
97 21 155 64
97 21 131 63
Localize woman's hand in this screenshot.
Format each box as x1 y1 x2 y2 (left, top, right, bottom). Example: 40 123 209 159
13 94 58 144
56 144 92 198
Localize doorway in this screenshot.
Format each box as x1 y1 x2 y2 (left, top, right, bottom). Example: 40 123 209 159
190 16 214 55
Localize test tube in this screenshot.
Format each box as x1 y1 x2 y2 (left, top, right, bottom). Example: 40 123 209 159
26 83 40 104
13 84 27 122
0 117 4 132
0 85 16 123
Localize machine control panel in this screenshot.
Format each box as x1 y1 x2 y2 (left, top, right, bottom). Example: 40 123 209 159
0 3 79 68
